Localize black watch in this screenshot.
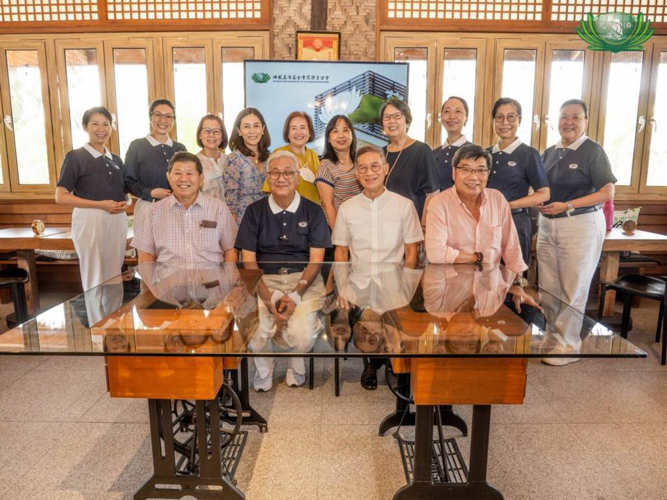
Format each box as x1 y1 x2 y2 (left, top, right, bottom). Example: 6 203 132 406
474 252 484 265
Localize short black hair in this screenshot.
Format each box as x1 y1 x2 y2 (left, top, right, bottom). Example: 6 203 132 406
379 98 412 128
149 99 175 115
322 115 357 164
452 144 491 170
168 151 203 174
441 96 469 117
82 106 112 127
491 97 522 119
560 99 588 119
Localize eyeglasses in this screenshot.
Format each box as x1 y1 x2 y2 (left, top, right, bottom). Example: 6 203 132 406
268 170 296 180
454 166 490 177
151 112 175 121
494 113 519 123
357 164 383 174
382 112 403 122
202 128 223 136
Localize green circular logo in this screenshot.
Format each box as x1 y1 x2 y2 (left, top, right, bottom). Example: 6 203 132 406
593 12 636 45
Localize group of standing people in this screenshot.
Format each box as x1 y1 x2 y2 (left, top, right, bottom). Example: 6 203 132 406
54 91 616 389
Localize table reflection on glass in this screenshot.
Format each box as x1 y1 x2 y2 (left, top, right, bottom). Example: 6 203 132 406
0 262 646 500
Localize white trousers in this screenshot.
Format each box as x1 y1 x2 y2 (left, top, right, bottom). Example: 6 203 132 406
250 273 325 378
537 210 605 348
71 207 127 292
132 199 154 237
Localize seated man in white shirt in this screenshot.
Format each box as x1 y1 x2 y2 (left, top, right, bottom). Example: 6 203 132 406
332 144 423 389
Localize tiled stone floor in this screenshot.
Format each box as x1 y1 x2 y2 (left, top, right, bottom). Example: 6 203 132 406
0 297 666 499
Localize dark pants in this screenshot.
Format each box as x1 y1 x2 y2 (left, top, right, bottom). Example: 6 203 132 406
512 210 532 268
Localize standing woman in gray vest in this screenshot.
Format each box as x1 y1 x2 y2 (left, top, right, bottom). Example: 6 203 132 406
537 99 616 366
56 107 130 291
124 99 187 234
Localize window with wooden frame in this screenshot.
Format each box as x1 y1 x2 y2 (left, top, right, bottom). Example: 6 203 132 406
381 32 667 198
0 31 269 198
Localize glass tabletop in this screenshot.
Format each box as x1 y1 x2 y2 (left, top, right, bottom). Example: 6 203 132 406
0 261 647 359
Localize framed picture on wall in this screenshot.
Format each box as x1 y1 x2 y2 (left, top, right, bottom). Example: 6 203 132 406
296 31 341 61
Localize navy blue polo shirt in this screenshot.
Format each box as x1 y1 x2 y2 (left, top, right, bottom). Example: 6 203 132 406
124 135 187 202
486 140 549 202
542 136 617 205
235 193 331 274
433 136 471 190
57 145 126 202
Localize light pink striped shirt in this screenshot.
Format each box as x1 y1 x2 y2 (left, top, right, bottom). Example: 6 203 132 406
132 192 237 263
425 188 527 274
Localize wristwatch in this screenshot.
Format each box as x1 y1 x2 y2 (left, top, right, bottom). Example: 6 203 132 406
513 276 528 287
566 201 575 217
474 252 484 266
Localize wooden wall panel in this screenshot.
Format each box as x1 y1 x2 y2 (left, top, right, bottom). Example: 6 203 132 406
327 0 376 61
272 0 311 59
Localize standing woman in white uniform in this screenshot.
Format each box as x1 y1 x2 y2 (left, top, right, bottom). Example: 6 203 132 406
55 107 130 291
537 99 617 365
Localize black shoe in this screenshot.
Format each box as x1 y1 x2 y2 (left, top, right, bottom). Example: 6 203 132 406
360 362 377 390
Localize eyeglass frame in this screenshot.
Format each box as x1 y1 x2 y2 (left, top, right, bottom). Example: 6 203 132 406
454 166 490 177
493 113 520 123
268 170 297 180
381 111 404 122
201 128 223 136
356 163 385 174
151 111 175 121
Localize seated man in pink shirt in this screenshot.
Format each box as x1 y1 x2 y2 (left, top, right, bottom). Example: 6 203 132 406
425 144 527 274
425 145 542 314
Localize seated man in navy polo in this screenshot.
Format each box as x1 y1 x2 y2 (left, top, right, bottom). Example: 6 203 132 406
236 150 331 391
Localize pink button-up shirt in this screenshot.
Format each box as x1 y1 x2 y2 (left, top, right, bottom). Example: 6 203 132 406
425 188 527 274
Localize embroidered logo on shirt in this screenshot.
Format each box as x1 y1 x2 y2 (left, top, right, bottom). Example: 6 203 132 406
508 161 517 167
569 163 579 169
298 221 308 228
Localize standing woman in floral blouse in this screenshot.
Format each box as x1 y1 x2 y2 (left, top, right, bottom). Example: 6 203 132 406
195 114 227 200
223 108 271 225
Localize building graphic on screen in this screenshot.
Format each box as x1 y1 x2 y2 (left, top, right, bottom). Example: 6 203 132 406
313 70 407 142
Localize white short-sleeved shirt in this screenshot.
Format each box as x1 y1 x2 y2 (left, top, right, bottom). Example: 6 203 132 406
332 189 424 263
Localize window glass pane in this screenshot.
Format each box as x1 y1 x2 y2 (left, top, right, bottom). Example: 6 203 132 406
6 50 50 185
394 47 427 143
602 51 643 186
173 47 207 153
65 48 102 149
646 52 667 187
546 50 585 147
442 48 477 141
113 48 149 159
501 49 536 144
222 47 254 140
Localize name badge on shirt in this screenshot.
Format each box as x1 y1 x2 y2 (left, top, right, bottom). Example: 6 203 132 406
298 221 308 228
203 280 220 289
508 161 517 167
569 163 579 169
200 220 217 228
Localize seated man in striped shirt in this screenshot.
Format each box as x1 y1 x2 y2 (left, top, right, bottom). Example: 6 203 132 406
132 151 238 263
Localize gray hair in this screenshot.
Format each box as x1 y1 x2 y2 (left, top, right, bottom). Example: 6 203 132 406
266 150 299 172
355 144 386 165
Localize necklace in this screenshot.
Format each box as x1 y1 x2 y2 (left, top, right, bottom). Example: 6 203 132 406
384 139 410 186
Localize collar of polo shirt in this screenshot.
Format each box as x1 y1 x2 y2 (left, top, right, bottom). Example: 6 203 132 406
444 135 468 148
491 137 522 155
83 142 113 160
168 191 204 209
268 192 301 214
145 134 174 148
556 134 588 151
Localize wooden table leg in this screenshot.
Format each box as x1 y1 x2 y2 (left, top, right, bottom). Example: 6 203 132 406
16 249 39 316
599 251 619 317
